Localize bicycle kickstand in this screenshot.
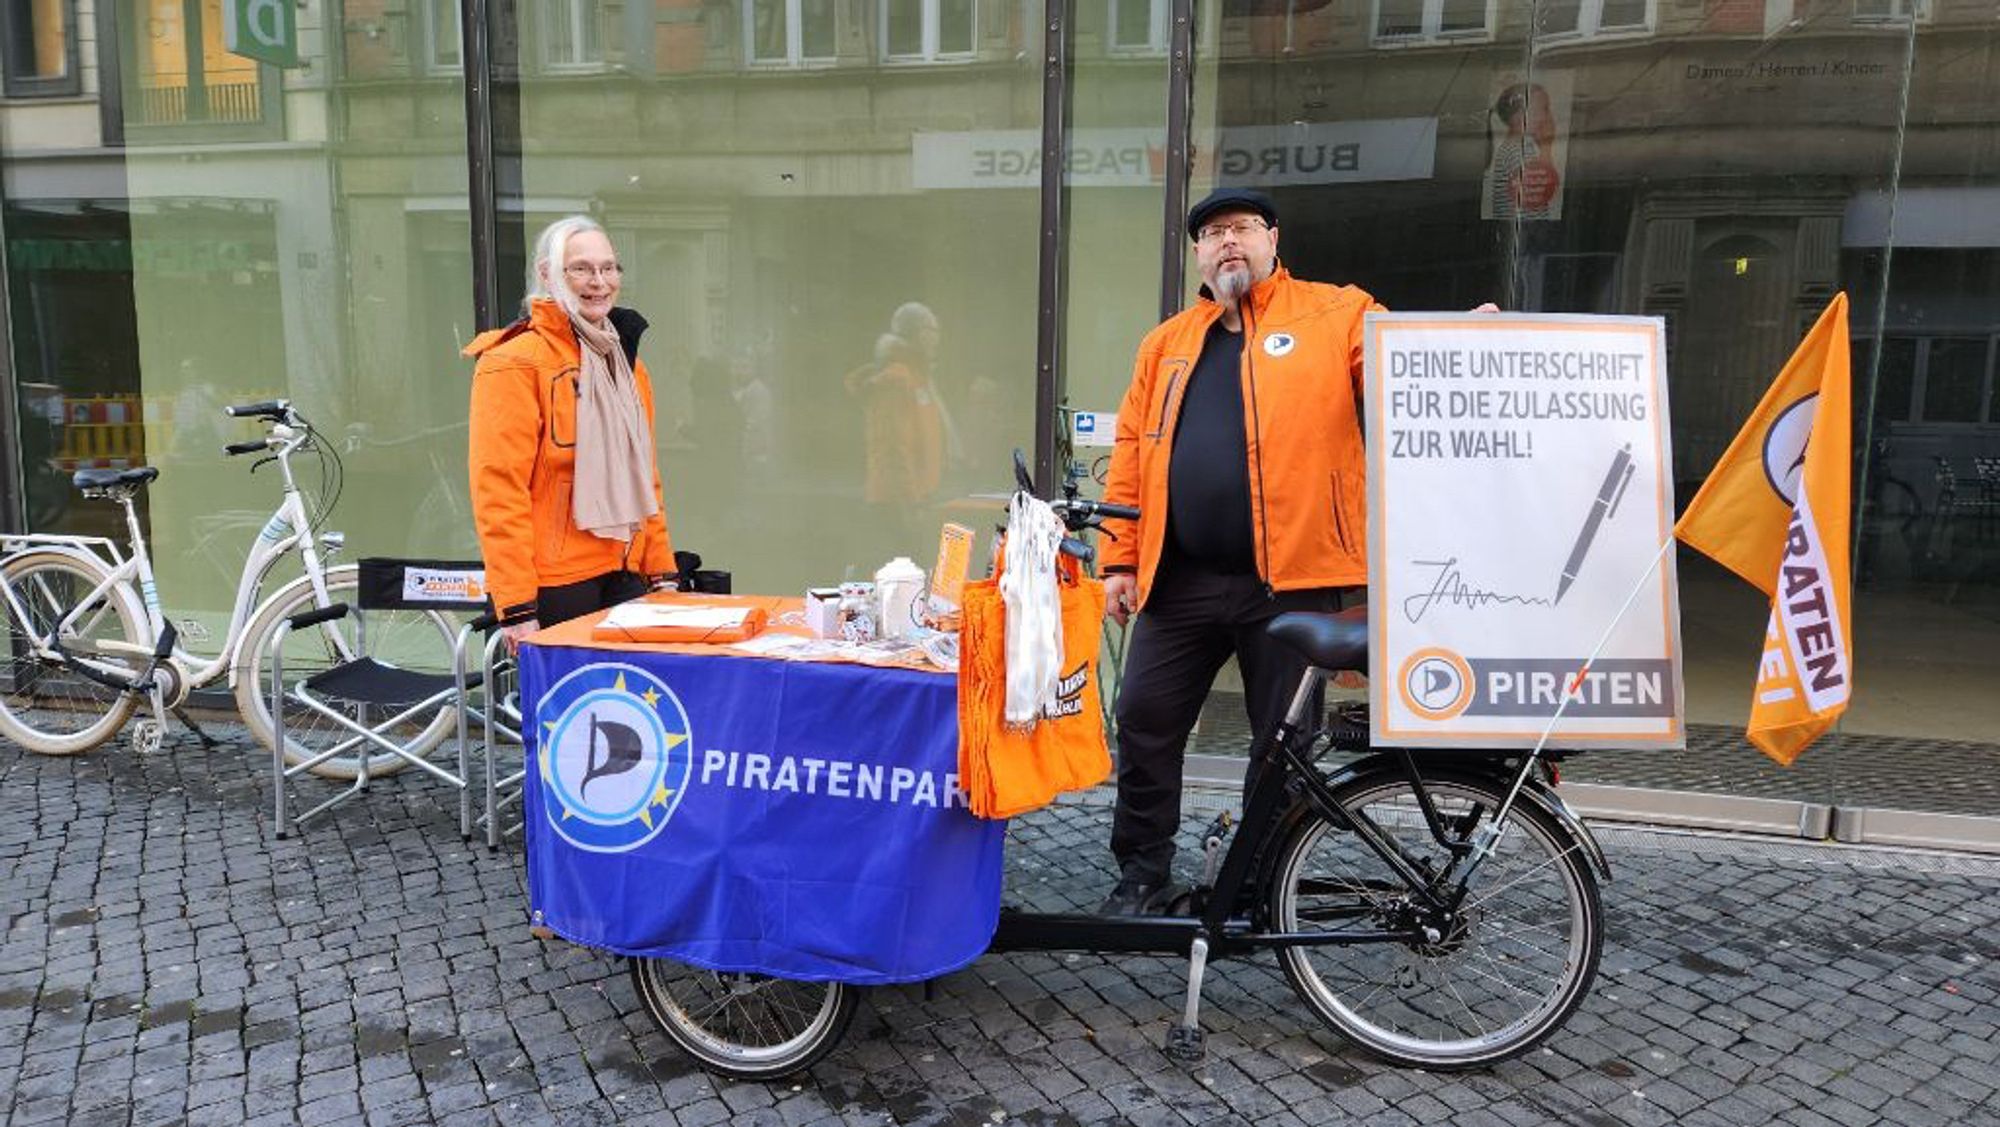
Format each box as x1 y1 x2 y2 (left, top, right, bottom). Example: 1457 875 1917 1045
172 706 222 749
1165 932 1210 1064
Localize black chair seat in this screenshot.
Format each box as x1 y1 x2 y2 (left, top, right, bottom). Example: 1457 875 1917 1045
1267 606 1369 673
72 466 159 491
302 658 480 707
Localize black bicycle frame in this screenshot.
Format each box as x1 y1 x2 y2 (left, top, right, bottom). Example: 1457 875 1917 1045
990 678 1518 959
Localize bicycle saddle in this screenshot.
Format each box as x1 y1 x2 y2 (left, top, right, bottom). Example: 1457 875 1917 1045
1267 606 1368 673
72 466 160 491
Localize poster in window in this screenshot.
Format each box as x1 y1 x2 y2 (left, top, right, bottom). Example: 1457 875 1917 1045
1481 72 1572 222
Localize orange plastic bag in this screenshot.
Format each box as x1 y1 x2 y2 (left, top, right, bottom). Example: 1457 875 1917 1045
956 553 1110 819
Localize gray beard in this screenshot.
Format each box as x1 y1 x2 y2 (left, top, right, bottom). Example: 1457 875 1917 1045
1213 267 1251 305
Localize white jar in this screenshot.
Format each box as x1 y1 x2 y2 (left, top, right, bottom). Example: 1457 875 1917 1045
873 557 927 639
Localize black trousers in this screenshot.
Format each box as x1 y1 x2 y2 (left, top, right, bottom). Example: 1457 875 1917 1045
1110 560 1351 885
536 570 649 628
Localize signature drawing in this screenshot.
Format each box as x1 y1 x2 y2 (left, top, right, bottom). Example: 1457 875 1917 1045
1403 557 1553 624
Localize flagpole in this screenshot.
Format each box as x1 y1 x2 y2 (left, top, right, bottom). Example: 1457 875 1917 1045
1529 533 1679 761
1467 534 1677 869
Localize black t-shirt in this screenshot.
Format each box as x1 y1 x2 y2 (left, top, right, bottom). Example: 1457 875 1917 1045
1166 321 1256 573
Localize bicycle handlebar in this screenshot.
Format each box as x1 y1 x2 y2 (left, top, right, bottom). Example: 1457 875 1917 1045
1054 498 1139 523
224 439 268 456
225 400 290 420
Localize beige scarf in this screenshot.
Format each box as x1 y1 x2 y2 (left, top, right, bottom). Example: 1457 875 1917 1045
569 313 659 543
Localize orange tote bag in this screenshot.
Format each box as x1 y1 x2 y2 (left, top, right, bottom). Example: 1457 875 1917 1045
956 553 1110 819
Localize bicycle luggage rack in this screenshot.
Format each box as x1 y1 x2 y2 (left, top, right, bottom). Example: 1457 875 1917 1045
0 533 127 568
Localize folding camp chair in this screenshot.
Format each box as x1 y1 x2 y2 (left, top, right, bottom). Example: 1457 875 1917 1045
267 558 491 838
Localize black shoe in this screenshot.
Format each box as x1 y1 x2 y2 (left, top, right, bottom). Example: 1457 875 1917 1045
1097 875 1163 916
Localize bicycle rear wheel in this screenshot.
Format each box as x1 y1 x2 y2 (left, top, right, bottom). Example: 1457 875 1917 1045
1271 771 1601 1069
630 957 856 1080
0 551 143 755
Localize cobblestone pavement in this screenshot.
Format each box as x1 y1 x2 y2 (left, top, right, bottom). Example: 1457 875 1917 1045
3 730 1999 1127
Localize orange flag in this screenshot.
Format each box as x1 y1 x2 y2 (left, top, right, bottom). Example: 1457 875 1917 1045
1673 294 1852 765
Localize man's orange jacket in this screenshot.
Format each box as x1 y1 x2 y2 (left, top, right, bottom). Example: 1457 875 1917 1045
464 299 673 621
1100 267 1383 607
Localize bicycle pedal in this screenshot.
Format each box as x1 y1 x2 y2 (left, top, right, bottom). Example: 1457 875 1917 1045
1163 1023 1206 1062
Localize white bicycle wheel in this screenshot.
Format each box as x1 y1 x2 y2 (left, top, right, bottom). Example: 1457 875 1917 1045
234 565 459 780
1272 772 1602 1069
630 958 857 1080
0 551 144 755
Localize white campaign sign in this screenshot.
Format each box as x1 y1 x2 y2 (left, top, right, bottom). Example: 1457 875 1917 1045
1364 313 1684 748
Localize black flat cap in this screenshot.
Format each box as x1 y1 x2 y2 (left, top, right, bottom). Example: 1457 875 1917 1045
1187 187 1278 239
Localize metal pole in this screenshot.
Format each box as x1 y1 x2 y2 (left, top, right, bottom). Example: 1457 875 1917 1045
460 0 500 328
1032 0 1075 495
1158 0 1196 321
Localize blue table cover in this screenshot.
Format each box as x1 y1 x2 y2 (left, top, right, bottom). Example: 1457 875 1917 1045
518 641 1006 984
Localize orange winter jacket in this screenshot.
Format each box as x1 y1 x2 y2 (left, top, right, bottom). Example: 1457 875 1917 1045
464 299 674 621
1100 267 1384 607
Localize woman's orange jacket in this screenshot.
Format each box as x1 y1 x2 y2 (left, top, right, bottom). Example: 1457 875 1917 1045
1099 267 1384 607
463 299 673 621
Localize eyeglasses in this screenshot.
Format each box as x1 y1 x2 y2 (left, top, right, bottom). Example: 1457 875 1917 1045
1195 218 1269 244
563 262 623 282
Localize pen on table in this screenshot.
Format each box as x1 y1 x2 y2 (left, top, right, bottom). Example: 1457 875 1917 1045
1554 442 1635 605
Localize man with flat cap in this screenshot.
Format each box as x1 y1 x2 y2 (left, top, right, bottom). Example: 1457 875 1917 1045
1093 187 1381 915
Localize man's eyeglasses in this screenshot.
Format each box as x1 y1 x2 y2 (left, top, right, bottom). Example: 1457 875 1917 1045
1195 218 1269 244
564 262 623 282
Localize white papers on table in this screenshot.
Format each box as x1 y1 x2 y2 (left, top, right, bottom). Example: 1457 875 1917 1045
728 633 817 657
595 603 753 633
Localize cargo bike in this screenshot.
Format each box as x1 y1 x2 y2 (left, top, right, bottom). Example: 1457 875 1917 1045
618 460 1609 1079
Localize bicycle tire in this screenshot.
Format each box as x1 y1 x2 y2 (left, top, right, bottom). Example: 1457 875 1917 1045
233 565 458 780
1270 770 1602 1069
0 551 145 755
629 957 857 1080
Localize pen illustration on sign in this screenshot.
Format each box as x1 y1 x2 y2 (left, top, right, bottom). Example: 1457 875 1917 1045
1402 558 1552 624
581 712 643 800
1554 442 1636 605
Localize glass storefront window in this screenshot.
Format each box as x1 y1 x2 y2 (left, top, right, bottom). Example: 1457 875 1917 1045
0 0 477 633
509 0 1043 597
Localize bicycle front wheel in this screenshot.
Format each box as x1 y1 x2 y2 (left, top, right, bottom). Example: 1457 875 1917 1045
234 565 459 780
1271 771 1602 1069
0 551 144 755
630 957 857 1080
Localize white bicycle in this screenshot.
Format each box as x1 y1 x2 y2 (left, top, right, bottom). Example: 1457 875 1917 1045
0 399 458 776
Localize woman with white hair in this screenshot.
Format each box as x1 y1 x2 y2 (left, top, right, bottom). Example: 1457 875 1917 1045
464 216 674 647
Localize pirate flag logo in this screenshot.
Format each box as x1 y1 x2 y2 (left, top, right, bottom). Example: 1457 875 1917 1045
535 663 693 852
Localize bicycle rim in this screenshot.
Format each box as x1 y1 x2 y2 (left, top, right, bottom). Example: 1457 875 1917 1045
630 958 855 1080
1273 774 1601 1068
0 554 142 754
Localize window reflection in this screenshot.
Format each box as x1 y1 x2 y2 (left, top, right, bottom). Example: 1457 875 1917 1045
1917 338 1991 423
542 0 604 69
1853 0 1930 22
1 0 74 94
426 0 462 72
1374 0 1491 43
130 0 266 127
1539 0 1652 37
1110 0 1167 53
748 0 841 65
